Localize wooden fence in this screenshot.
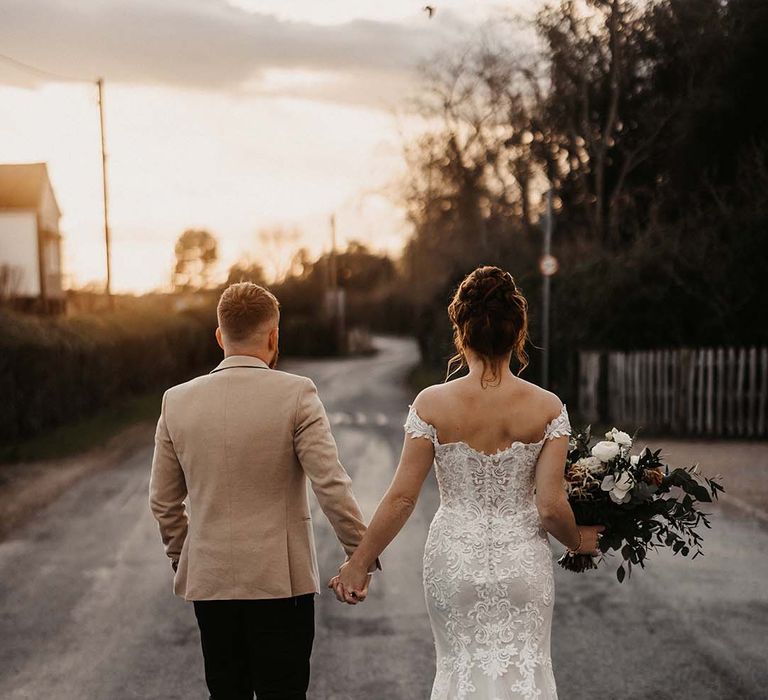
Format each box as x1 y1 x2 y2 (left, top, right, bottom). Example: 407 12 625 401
577 347 768 437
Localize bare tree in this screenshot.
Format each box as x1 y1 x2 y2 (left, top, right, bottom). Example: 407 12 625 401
256 226 301 283
537 0 676 244
173 229 219 291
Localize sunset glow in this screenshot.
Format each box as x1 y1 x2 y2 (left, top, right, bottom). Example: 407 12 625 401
0 0 536 292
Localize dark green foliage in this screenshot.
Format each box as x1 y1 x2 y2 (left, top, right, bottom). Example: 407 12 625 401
0 307 220 444
0 391 163 464
401 0 768 393
278 316 340 357
560 427 723 581
266 241 415 337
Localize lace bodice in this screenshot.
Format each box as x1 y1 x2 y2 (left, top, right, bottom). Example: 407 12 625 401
405 404 571 536
406 403 571 700
404 402 570 451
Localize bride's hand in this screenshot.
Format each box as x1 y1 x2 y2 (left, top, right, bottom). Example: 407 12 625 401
577 525 605 555
328 560 371 605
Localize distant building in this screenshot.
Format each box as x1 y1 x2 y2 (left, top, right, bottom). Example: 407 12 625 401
0 162 64 312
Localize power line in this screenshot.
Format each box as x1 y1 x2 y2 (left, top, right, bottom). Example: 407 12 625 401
0 51 92 83
0 51 113 304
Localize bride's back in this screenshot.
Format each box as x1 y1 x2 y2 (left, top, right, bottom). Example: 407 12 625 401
417 373 562 455
404 266 565 699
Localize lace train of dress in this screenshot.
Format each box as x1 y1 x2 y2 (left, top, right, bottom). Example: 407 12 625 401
405 404 571 700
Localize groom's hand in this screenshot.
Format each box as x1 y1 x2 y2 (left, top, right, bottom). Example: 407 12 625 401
327 574 348 603
330 575 371 605
328 560 371 605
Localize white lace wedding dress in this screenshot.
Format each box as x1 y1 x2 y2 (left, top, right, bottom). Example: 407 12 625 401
404 404 571 700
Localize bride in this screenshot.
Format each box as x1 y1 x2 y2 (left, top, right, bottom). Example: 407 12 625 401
330 265 603 699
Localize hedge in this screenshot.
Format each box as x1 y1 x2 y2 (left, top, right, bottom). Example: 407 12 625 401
0 307 220 444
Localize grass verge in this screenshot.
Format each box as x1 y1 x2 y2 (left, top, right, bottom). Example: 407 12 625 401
0 391 162 465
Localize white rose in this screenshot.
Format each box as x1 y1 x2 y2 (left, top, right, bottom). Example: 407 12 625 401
630 455 640 466
591 440 620 463
600 471 635 504
575 456 605 474
605 427 633 447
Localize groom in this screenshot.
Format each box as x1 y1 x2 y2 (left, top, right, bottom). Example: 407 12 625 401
149 282 376 700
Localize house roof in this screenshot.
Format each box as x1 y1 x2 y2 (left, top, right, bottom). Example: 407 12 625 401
0 162 60 216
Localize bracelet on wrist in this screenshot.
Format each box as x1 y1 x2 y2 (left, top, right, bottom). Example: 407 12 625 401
567 528 583 555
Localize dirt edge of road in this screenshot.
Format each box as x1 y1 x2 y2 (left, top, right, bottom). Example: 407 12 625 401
0 421 154 541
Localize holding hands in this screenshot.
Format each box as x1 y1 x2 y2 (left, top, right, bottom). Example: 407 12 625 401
328 559 372 605
326 412 433 605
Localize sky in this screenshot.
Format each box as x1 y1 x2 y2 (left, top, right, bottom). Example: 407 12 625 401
0 0 539 292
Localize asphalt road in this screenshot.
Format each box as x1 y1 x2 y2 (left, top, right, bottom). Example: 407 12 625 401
1 336 766 699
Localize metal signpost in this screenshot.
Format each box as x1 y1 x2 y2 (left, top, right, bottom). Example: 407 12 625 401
539 190 559 389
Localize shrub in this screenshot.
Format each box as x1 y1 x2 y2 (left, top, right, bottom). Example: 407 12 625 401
0 307 220 443
278 315 339 357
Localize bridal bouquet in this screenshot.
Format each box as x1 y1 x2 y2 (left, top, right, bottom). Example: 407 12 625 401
559 425 723 582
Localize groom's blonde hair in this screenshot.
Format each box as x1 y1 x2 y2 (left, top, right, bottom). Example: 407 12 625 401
217 282 280 342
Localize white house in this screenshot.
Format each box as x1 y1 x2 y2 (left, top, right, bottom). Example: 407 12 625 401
0 163 64 311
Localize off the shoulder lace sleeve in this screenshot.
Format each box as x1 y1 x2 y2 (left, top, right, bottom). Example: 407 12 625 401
404 405 438 446
544 404 571 440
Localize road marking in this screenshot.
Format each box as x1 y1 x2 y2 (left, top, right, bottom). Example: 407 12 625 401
328 412 390 428
328 412 351 425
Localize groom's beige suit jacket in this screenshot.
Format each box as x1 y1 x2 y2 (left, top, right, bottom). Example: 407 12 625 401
149 355 370 601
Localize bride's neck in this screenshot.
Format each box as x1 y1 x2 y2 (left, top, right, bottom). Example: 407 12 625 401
465 352 515 384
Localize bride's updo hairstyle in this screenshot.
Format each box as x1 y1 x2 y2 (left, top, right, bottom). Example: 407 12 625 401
447 266 530 386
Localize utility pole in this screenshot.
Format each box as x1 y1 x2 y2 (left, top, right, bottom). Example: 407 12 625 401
328 214 346 353
97 78 113 308
329 214 338 292
539 190 559 389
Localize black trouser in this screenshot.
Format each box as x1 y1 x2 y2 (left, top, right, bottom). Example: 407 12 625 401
193 594 315 700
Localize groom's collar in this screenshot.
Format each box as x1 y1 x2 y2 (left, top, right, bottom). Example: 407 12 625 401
210 355 270 373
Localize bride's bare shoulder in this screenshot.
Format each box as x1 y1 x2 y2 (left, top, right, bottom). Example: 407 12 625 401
411 383 452 424
514 378 564 421
412 377 563 425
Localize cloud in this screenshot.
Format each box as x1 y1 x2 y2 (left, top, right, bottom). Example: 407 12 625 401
0 0 465 107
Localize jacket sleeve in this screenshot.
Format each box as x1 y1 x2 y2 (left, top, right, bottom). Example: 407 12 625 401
293 378 373 564
149 391 188 563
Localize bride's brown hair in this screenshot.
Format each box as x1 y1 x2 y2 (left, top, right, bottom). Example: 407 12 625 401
446 266 530 386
